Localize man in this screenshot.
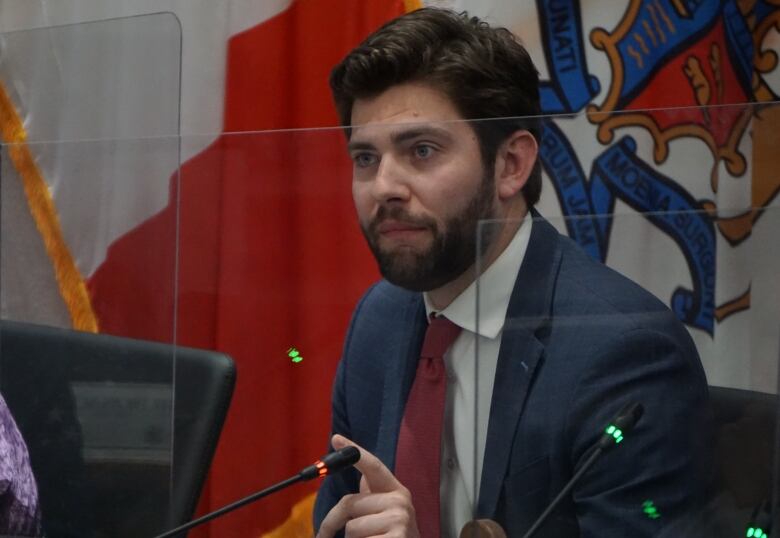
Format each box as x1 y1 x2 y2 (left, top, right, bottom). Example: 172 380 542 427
314 8 711 538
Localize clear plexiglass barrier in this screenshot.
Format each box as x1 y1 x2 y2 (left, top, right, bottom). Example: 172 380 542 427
473 208 779 537
472 103 779 537
1 13 181 538
2 33 779 537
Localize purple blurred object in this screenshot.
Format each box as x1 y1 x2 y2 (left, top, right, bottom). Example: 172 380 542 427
0 393 42 537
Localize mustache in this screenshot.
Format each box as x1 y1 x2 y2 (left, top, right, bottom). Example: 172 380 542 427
367 206 437 235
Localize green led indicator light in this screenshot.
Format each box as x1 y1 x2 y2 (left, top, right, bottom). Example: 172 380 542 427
287 347 303 363
642 500 660 519
605 424 625 444
747 528 767 538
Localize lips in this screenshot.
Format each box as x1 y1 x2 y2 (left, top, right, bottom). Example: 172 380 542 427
376 220 426 238
376 220 427 234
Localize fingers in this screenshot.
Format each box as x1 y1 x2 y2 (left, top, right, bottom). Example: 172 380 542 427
331 434 402 494
316 493 355 538
317 436 417 538
316 491 414 538
344 508 415 537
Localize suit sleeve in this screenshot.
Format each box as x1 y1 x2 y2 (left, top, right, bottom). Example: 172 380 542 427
312 356 359 534
565 323 713 538
313 286 379 533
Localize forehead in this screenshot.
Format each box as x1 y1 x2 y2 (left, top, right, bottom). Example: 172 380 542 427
349 82 473 145
351 82 463 124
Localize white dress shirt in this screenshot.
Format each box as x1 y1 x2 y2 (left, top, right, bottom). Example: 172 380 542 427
423 216 532 537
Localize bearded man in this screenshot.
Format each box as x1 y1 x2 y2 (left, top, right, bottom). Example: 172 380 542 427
314 8 711 538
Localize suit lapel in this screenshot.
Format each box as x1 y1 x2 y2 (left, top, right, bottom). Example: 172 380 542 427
374 294 427 471
477 210 563 518
477 332 544 518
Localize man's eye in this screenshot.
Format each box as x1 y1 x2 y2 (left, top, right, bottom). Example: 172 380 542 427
414 145 435 159
353 153 378 168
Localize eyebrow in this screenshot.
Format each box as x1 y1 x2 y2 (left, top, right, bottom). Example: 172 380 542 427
347 125 455 152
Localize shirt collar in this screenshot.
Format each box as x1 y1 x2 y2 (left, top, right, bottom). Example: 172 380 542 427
424 216 532 338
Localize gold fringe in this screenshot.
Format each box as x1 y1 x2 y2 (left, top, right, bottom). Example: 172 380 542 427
0 82 98 332
260 492 316 538
403 0 422 13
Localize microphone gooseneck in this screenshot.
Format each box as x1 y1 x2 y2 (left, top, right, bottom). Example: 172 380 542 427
521 402 644 538
153 446 360 538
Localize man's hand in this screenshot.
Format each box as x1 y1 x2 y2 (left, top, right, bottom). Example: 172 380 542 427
316 434 420 538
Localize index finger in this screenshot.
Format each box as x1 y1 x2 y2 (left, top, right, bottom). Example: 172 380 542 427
331 434 402 493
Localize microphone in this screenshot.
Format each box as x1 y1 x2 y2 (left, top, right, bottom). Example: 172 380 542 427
153 446 360 538
596 402 643 449
300 446 361 480
521 402 644 538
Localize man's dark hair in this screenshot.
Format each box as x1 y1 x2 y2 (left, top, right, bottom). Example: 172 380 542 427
330 7 542 206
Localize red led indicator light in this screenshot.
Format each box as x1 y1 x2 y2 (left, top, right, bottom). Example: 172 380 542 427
316 460 328 477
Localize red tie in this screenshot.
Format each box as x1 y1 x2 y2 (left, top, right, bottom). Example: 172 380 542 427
395 315 462 538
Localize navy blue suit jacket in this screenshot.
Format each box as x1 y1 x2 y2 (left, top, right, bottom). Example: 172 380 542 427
314 213 711 537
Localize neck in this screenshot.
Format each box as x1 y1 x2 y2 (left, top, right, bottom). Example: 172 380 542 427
427 204 529 311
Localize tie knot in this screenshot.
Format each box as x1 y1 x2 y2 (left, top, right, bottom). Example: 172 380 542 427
421 315 461 359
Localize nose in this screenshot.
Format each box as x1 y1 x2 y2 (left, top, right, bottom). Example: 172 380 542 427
372 155 410 204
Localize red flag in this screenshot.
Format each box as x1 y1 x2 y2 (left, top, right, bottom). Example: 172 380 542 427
88 0 412 535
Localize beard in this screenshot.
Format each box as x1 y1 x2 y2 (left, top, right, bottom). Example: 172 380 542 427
361 173 497 292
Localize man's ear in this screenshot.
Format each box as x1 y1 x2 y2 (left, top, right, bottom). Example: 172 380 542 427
494 130 538 200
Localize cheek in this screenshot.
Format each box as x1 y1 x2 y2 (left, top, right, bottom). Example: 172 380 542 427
352 182 373 221
426 168 484 209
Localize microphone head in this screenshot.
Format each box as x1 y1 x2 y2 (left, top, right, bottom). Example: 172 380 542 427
323 445 360 472
299 445 361 481
614 402 644 432
598 402 644 449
